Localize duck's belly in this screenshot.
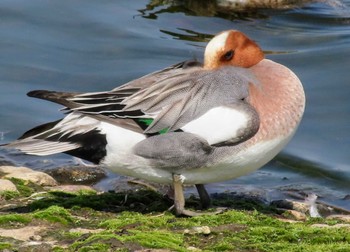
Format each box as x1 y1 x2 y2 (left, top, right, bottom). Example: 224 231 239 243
181 136 290 184
101 120 292 185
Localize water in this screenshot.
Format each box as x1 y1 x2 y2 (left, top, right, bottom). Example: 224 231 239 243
1 0 350 209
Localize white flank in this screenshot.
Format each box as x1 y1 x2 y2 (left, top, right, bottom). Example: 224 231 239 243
99 122 173 183
99 122 146 167
181 106 248 145
181 135 291 184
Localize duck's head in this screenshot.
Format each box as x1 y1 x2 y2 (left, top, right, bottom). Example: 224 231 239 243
204 30 264 70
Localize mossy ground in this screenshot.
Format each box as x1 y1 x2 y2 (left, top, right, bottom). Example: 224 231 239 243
1 178 350 251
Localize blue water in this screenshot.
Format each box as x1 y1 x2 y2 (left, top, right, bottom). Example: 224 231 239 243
1 0 350 208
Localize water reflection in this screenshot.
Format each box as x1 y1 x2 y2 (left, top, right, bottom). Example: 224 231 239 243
139 0 350 22
159 28 213 43
139 0 270 20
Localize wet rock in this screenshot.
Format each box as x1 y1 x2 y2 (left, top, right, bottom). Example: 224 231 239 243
0 156 15 166
0 166 57 186
342 195 350 200
46 165 106 185
271 199 309 213
0 178 18 192
271 199 337 217
211 189 269 207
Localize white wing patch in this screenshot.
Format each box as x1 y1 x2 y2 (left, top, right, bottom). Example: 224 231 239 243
181 106 248 145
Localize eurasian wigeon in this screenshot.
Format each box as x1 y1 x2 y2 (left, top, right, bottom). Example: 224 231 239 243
4 30 305 216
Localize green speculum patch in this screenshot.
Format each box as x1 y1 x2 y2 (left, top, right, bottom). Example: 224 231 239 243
137 118 169 134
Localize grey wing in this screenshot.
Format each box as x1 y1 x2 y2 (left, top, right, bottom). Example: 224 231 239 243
26 61 260 147
63 60 203 117
68 64 259 146
26 60 203 133
122 66 260 144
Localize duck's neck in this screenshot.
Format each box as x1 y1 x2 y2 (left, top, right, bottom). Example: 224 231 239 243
247 59 305 142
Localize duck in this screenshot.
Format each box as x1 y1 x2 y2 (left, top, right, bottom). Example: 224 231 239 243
3 30 305 216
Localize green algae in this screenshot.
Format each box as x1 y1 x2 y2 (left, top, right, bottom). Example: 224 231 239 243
69 230 185 252
87 209 350 252
0 242 12 250
122 230 185 251
33 205 75 225
52 247 66 252
0 178 38 200
70 232 132 251
1 186 350 252
0 213 32 226
8 178 37 197
0 190 20 200
99 211 175 230
74 243 111 252
28 189 170 213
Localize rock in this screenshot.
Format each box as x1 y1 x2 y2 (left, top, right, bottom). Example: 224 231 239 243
69 228 104 234
211 189 268 205
311 223 350 229
276 218 301 223
282 209 307 221
326 214 350 222
184 226 211 235
19 241 53 252
187 246 202 252
0 156 15 166
0 166 57 186
46 165 106 185
48 185 96 193
0 179 18 192
0 226 46 241
271 199 309 213
271 199 338 217
0 166 33 174
30 235 42 241
135 250 171 252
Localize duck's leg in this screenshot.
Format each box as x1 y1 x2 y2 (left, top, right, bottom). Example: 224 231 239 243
173 174 201 216
195 184 211 209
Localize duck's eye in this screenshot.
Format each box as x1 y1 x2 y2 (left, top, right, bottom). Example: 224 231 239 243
222 50 234 61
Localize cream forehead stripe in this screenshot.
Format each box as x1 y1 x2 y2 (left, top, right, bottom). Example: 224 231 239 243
204 31 230 57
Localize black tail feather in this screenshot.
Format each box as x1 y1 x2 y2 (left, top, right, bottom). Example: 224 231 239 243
27 90 80 108
18 119 62 140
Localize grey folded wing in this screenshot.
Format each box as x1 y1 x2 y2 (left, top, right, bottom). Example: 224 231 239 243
133 132 213 171
121 66 259 134
26 61 260 147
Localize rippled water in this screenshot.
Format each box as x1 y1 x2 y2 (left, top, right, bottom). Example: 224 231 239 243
1 0 350 208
